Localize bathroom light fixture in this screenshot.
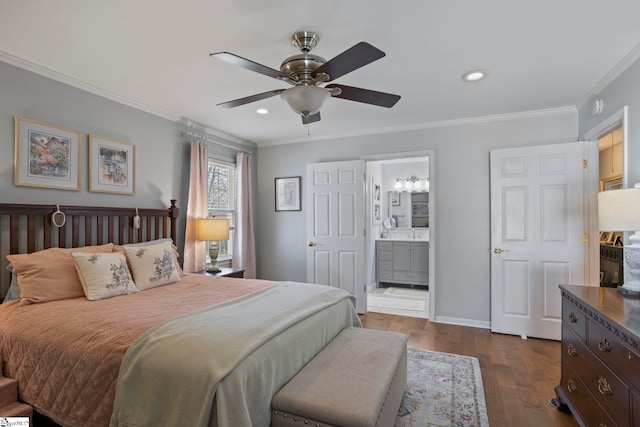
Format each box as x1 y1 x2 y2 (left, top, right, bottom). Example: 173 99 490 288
256 108 269 115
462 70 487 82
395 176 428 191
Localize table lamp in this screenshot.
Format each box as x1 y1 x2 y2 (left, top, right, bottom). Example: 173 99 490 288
598 186 640 296
196 218 230 273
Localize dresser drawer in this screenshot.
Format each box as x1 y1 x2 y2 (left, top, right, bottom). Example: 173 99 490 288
563 297 587 340
588 318 640 392
392 271 427 284
378 271 393 280
561 360 618 427
377 241 393 251
378 251 393 262
570 343 629 427
378 262 393 271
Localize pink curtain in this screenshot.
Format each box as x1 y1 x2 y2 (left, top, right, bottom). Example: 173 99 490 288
232 152 256 278
183 142 208 273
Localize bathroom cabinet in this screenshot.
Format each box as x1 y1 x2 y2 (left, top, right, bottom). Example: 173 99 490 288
376 240 428 287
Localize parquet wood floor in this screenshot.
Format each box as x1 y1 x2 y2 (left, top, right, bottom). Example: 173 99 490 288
359 312 579 427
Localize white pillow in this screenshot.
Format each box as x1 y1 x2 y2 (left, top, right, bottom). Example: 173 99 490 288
71 252 139 300
123 241 181 290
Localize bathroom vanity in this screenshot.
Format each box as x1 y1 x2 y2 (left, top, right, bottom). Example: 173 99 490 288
376 235 429 288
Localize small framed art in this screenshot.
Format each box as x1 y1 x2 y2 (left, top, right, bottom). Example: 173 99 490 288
275 176 301 211
89 135 135 194
390 191 400 206
14 116 81 191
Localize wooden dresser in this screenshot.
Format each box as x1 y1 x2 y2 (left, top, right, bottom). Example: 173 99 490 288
556 285 640 427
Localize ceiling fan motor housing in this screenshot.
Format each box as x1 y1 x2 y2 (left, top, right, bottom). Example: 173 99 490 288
280 54 326 84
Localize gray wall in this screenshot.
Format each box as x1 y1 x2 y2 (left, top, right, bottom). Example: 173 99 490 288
0 60 250 267
256 113 578 325
578 58 640 186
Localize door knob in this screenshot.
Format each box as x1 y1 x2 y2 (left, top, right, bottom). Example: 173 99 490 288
308 241 316 247
493 248 508 254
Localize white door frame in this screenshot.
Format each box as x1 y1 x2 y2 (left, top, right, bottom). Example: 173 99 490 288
362 150 436 320
580 106 628 285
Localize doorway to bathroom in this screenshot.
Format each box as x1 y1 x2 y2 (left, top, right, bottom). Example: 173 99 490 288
363 151 434 319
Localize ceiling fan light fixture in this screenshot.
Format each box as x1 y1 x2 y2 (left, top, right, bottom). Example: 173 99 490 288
462 70 487 82
281 86 330 117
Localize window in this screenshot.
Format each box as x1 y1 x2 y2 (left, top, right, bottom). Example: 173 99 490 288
207 159 235 261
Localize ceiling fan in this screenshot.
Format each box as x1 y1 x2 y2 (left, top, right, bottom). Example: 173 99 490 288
210 31 401 124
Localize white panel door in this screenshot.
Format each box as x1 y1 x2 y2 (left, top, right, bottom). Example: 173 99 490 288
490 142 586 340
307 160 366 312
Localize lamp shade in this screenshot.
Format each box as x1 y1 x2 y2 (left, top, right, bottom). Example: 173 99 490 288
598 188 640 231
196 218 230 241
280 86 329 117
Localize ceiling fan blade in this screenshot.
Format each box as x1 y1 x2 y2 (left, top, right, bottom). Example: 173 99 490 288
210 52 288 80
326 84 400 108
302 112 321 124
312 42 385 82
217 89 285 108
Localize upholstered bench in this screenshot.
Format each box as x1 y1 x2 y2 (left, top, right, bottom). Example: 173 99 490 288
271 327 407 427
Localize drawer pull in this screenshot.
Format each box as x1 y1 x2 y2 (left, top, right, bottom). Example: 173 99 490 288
568 312 577 323
598 338 611 353
567 343 578 357
598 377 612 396
567 378 577 393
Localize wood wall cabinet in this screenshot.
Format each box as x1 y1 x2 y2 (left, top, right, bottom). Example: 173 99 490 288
376 240 428 287
556 285 640 427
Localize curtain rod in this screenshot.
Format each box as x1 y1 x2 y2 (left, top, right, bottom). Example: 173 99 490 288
180 130 251 154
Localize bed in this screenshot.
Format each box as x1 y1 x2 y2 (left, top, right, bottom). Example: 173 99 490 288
0 201 361 427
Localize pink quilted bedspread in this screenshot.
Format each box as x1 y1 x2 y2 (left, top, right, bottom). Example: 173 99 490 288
0 274 274 427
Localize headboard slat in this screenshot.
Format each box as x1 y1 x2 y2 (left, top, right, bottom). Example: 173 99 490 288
0 201 179 296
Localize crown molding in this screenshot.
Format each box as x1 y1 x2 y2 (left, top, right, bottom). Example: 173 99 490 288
0 50 252 147
577 41 640 111
259 106 577 147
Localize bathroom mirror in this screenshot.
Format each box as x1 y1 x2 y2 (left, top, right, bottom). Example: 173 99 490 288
388 191 429 228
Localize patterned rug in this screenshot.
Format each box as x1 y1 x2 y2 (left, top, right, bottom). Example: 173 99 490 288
397 349 489 426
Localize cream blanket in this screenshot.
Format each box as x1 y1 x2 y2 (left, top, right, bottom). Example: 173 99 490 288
109 282 360 427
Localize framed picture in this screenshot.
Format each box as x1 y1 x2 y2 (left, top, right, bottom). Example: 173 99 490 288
373 182 381 202
14 116 81 191
600 175 623 192
613 232 624 247
390 191 400 206
373 204 381 225
275 176 301 211
89 135 135 194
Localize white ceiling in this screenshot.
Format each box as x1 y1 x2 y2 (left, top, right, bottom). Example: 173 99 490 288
1 1 640 147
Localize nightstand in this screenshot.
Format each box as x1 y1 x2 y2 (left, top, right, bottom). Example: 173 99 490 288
198 267 245 278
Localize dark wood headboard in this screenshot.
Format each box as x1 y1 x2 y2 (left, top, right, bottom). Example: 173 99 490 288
0 200 179 295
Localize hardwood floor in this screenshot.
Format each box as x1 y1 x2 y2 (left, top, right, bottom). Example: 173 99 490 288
359 312 579 427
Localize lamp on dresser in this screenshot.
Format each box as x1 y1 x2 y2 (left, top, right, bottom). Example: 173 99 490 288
196 217 230 273
598 185 640 296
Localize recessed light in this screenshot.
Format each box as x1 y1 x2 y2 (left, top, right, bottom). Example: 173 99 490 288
462 70 487 82
256 108 269 115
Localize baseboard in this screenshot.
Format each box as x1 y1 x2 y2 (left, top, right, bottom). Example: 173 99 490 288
431 316 491 330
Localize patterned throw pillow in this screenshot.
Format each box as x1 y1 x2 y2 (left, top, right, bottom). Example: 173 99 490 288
71 252 139 301
123 241 181 290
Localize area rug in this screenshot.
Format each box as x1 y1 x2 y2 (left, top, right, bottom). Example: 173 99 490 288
397 349 489 426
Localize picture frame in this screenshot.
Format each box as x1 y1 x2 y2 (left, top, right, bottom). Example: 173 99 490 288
390 191 400 206
14 116 81 191
373 204 381 225
89 135 135 195
600 175 623 192
275 176 301 211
